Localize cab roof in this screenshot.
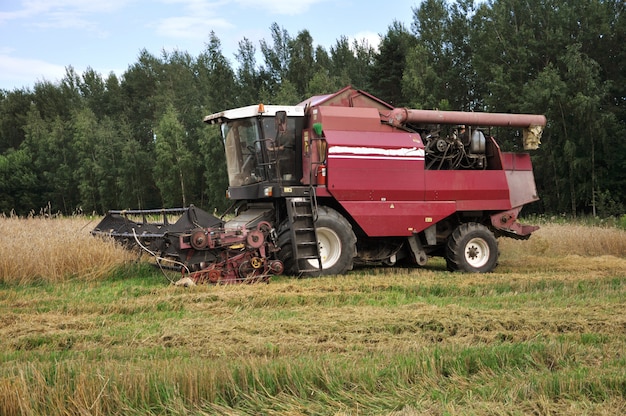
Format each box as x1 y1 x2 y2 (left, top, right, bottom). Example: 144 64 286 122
203 104 304 124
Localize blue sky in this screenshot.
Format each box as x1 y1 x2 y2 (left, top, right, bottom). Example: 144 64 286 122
0 0 420 91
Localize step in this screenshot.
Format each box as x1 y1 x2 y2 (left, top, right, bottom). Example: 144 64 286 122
296 241 318 247
286 195 322 272
292 214 313 220
299 255 322 260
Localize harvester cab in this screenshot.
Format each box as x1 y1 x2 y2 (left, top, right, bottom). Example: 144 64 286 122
205 104 306 196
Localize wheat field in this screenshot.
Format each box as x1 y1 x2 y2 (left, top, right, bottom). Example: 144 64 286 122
0 216 625 415
1 216 624 284
0 215 134 284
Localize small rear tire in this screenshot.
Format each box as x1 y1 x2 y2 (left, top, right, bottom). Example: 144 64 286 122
446 223 498 273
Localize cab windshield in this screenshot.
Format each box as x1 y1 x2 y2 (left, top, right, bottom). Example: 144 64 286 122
222 116 298 187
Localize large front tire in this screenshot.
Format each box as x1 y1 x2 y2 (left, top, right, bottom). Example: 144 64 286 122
278 206 357 276
446 223 498 273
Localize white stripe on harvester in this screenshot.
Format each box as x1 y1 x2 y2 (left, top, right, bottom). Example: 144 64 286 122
328 146 425 160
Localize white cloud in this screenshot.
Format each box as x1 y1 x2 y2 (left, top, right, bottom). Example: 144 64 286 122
234 0 329 16
0 53 67 89
0 49 126 90
153 0 233 40
155 15 233 39
350 30 382 51
22 0 128 14
0 0 129 29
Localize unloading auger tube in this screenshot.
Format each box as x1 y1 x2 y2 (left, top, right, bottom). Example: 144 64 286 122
386 108 547 150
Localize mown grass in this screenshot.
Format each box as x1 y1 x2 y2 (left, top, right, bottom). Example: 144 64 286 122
0 217 625 415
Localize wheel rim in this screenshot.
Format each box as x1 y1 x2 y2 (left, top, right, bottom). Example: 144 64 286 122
464 237 490 269
307 226 342 269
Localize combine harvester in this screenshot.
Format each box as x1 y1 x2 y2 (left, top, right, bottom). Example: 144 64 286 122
93 87 546 283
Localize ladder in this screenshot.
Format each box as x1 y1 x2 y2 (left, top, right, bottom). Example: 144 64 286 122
285 191 322 274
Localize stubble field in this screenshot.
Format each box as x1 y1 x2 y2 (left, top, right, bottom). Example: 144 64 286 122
0 215 625 415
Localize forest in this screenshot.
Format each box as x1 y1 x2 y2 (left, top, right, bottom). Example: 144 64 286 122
0 0 624 218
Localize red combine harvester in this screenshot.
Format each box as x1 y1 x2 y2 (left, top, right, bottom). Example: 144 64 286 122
92 87 546 283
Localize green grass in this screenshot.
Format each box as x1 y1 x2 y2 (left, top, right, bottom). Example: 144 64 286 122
1 257 625 415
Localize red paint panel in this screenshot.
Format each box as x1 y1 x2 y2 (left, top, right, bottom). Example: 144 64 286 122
324 130 426 202
506 170 539 208
313 106 386 132
328 156 425 201
323 128 430 235
339 201 457 236
424 171 511 210
323 128 424 148
501 152 533 171
501 153 538 207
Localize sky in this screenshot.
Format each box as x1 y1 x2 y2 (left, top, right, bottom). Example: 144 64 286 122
0 0 420 91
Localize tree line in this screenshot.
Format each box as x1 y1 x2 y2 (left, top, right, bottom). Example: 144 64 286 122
0 0 623 217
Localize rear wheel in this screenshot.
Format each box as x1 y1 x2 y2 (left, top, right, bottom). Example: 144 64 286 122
278 206 356 276
446 223 498 273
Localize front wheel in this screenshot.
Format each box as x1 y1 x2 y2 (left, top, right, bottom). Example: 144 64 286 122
446 223 498 273
278 206 356 276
